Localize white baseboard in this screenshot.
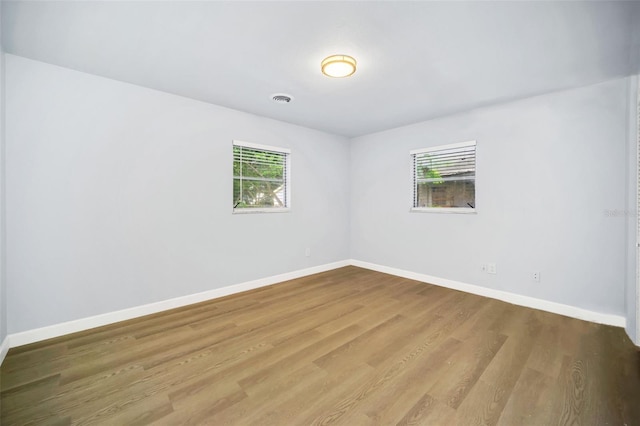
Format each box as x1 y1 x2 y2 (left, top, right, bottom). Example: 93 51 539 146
7 260 350 349
0 335 10 366
350 259 627 328
4 258 627 358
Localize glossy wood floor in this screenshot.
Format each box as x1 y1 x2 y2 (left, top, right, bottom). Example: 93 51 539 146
1 266 639 425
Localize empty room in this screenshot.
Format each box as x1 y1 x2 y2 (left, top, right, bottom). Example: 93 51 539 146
1 1 640 424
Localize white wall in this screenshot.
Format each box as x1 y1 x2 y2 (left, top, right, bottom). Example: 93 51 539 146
627 75 639 343
5 55 350 334
626 9 640 345
0 5 6 346
350 79 630 318
3 53 637 341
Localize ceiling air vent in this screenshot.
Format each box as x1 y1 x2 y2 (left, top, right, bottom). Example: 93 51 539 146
271 93 293 104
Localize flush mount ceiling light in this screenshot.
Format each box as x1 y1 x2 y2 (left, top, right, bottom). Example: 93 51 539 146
321 55 357 78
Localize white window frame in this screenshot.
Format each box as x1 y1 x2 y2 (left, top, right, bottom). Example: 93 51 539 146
233 140 291 214
409 140 477 214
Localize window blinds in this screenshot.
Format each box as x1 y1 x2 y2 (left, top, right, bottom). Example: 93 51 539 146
411 140 476 210
233 141 290 209
412 141 476 184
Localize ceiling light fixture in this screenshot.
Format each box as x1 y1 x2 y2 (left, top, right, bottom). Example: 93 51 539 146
321 55 357 78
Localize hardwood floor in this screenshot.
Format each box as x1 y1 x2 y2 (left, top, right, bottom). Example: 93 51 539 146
1 266 639 425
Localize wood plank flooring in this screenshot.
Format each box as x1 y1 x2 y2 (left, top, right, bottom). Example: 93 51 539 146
1 266 639 425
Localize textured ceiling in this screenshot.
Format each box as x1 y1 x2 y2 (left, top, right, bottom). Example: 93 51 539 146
2 1 639 137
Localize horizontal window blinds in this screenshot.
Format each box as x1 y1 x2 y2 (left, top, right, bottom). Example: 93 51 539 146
412 141 476 184
233 141 290 209
411 141 476 210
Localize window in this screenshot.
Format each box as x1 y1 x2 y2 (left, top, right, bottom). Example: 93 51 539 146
233 140 291 213
411 140 476 213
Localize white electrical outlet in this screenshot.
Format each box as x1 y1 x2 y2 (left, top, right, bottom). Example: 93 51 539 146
532 271 540 282
488 263 497 274
305 247 311 257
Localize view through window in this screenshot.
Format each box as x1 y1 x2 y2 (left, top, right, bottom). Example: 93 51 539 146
411 141 476 212
233 140 290 212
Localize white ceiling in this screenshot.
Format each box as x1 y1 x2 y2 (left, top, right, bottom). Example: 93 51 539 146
2 1 639 137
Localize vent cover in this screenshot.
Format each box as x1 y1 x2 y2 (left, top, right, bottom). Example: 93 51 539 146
271 93 293 103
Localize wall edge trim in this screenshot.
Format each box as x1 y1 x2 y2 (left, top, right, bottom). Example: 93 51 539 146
5 258 627 356
0 335 9 366
7 260 350 348
350 259 626 328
